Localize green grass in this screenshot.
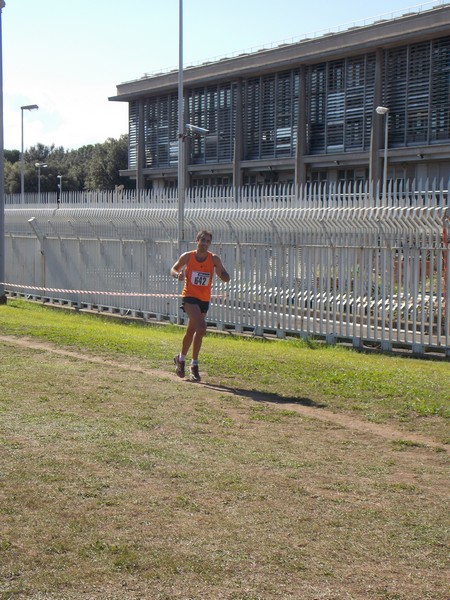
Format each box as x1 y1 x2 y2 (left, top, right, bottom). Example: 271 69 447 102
0 299 448 599
1 299 448 438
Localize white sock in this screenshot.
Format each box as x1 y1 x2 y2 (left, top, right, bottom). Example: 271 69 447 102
179 354 186 362
191 359 199 366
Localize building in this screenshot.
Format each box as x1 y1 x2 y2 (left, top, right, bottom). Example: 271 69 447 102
109 3 450 190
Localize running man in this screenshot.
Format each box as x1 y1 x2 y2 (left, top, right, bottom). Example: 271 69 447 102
171 230 230 382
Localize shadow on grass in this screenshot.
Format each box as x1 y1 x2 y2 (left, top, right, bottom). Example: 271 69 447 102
200 382 327 409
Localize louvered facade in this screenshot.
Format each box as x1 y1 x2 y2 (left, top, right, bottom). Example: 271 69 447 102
188 83 236 165
244 71 299 161
307 55 376 154
110 4 450 189
384 37 450 147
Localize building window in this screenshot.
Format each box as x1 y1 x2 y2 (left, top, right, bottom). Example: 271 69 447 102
144 94 178 169
191 176 231 187
385 36 450 147
128 101 138 169
431 37 450 142
307 54 375 155
244 70 299 161
308 170 327 183
188 83 235 165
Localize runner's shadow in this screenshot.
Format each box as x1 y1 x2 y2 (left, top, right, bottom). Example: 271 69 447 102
200 383 327 409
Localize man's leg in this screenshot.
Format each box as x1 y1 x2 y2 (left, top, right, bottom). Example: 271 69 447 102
174 305 196 378
181 316 196 357
182 303 207 360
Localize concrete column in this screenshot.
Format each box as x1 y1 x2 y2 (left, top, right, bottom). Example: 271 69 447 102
369 49 384 187
183 89 191 190
295 66 307 186
136 99 145 190
233 80 243 191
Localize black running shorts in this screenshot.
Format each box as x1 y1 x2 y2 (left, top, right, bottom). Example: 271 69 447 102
181 296 210 314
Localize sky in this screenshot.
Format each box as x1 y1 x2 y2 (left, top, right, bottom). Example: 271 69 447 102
1 0 446 151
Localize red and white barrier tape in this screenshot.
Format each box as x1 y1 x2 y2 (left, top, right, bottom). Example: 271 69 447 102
1 283 224 299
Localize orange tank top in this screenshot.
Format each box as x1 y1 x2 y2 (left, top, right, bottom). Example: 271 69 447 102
182 251 215 302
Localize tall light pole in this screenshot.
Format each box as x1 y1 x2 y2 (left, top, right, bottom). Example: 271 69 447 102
176 2 209 252
177 0 185 254
20 103 39 202
35 162 47 201
0 0 6 304
376 105 389 200
57 174 62 203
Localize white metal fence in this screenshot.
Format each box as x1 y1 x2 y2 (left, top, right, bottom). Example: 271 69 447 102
3 182 450 357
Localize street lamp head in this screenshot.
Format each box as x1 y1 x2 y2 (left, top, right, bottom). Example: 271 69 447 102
376 106 389 115
185 124 209 137
21 104 39 111
35 162 47 168
0 1 6 10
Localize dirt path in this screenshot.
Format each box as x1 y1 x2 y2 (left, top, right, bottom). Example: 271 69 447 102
1 334 446 451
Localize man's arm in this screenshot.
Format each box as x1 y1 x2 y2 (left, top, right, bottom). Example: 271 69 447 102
213 255 230 283
171 253 189 281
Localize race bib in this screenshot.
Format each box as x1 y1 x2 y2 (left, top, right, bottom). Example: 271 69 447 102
191 271 211 286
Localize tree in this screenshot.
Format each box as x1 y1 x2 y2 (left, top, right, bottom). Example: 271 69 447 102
3 135 130 193
5 149 20 164
85 135 130 190
4 160 20 194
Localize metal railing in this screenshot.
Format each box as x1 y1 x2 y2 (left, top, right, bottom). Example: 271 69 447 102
4 182 449 357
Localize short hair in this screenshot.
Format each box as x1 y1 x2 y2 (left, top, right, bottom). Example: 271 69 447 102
196 230 212 242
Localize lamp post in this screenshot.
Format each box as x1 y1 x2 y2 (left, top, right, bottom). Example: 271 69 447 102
57 174 62 203
376 105 389 200
20 103 39 202
0 0 6 304
176 2 209 252
177 0 185 254
35 162 47 202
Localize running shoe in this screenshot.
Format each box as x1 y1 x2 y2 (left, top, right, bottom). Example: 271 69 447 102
189 364 201 383
174 355 185 378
